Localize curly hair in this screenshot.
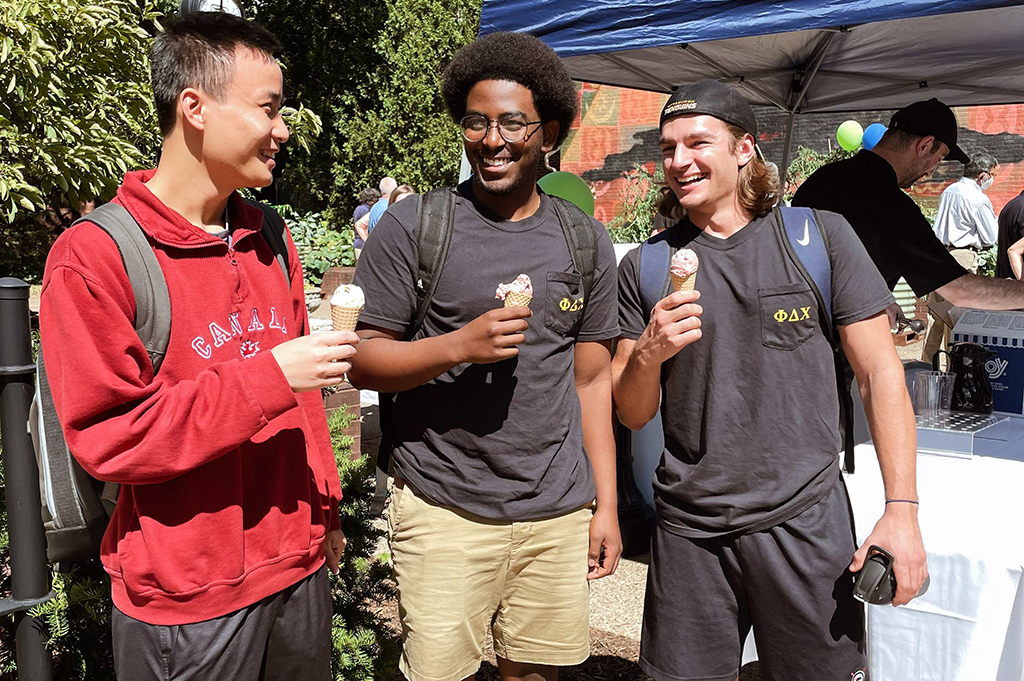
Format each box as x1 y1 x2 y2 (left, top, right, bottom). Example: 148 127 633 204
442 32 578 148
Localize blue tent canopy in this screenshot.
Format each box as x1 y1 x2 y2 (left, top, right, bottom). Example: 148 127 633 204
479 0 1024 169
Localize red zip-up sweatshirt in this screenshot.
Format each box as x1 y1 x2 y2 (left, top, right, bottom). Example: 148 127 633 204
39 170 342 625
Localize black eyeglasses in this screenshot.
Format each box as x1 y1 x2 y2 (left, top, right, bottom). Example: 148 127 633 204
460 114 543 143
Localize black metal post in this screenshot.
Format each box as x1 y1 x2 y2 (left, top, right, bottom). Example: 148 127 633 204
0 278 54 681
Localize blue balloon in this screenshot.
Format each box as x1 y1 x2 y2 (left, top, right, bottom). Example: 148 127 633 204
862 123 887 151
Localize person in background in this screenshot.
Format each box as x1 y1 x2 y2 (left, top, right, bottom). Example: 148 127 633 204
793 99 1024 359
388 184 416 206
997 187 1024 280
354 176 396 243
353 187 379 260
924 149 1000 353
367 176 397 232
933 150 999 272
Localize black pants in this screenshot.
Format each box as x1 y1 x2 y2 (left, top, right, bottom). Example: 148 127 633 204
639 482 866 681
112 568 332 681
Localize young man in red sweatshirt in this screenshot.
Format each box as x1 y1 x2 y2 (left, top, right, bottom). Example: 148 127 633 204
39 12 356 680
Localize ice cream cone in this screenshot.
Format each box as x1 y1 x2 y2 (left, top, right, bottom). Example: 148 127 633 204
671 272 696 292
503 291 533 308
331 304 362 331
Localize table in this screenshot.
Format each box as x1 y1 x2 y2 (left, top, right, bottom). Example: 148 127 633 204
845 416 1024 681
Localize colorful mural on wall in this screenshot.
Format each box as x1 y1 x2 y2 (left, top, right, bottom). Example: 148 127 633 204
560 83 1024 227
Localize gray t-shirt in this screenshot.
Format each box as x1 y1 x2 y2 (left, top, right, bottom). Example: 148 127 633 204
618 209 893 538
354 183 620 521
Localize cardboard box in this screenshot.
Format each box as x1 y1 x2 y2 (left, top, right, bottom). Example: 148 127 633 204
951 310 1024 415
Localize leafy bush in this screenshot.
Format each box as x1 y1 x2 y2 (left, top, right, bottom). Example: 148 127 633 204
784 146 854 200
607 163 664 244
0 403 397 680
278 205 355 286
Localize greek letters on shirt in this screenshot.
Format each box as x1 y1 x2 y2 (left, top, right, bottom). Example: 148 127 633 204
190 307 287 360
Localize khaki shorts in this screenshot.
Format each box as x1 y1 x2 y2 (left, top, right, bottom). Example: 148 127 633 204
388 480 593 681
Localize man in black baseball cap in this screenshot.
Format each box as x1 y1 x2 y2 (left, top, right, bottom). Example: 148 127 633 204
613 79 926 681
889 98 970 164
795 98 1024 358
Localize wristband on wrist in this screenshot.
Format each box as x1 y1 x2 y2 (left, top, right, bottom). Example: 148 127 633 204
885 499 919 505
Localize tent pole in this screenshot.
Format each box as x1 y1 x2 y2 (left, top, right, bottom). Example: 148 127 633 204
780 110 797 188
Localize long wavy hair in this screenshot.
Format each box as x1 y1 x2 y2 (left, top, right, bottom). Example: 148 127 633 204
658 124 780 222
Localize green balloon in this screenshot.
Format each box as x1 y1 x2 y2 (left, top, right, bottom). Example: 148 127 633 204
837 120 864 151
537 171 595 216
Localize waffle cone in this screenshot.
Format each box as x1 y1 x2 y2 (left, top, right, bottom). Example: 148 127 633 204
503 291 532 308
671 272 697 292
331 304 362 331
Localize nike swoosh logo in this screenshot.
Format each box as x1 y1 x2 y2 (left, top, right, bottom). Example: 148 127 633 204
797 219 811 246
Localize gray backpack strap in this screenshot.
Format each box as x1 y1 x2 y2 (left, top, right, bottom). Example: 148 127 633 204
773 206 856 474
549 197 598 337
410 188 457 341
244 200 291 286
76 203 171 372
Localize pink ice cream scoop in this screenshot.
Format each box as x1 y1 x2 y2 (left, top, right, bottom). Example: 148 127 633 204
495 274 534 307
669 249 699 292
670 249 699 278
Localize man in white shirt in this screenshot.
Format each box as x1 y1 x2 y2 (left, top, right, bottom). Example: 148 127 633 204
926 150 999 358
933 150 999 270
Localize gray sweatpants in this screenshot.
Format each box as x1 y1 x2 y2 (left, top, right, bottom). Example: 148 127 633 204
112 567 332 681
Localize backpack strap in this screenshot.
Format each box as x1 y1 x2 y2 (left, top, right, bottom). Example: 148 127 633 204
375 189 456 477
549 197 598 337
775 206 856 474
75 203 171 373
244 200 292 287
409 188 457 341
638 228 676 315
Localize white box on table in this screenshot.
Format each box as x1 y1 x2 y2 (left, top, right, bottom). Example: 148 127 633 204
951 309 1024 415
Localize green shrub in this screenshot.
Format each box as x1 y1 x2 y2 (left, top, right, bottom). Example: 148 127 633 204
607 162 664 244
278 205 355 286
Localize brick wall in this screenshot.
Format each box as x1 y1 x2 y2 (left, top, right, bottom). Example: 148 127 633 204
561 84 1024 225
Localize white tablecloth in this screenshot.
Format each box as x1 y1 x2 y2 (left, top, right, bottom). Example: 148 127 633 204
846 416 1024 681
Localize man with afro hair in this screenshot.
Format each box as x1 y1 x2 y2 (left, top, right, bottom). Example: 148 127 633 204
349 31 622 681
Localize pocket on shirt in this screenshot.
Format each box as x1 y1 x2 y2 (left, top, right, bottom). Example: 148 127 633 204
759 283 817 350
545 271 585 336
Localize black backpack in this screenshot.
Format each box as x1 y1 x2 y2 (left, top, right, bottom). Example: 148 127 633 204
30 200 291 565
374 188 600 475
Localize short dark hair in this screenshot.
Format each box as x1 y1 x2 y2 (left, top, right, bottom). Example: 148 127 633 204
876 129 942 155
357 187 380 205
151 12 282 137
964 150 998 179
442 32 578 148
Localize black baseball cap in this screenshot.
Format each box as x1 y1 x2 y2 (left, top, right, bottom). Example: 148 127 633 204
660 79 758 138
889 98 970 164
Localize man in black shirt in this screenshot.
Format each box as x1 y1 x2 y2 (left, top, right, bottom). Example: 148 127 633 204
613 80 926 681
349 32 621 681
997 190 1024 279
794 99 1024 334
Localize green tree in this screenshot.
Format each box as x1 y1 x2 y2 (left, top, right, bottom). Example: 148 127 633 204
0 0 322 283
255 0 482 223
